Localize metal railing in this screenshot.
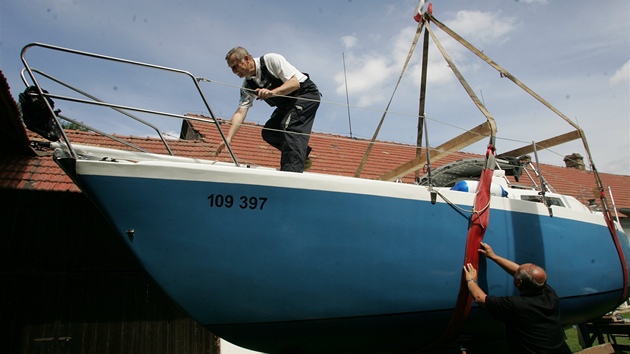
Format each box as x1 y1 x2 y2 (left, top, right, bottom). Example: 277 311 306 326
20 42 238 165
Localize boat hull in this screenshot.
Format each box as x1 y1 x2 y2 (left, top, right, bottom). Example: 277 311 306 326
62 155 630 353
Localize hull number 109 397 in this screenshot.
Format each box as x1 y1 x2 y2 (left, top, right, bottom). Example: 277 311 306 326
207 194 268 210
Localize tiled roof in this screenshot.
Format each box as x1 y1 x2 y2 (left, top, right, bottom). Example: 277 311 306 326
0 80 628 212
0 154 79 192
185 115 480 182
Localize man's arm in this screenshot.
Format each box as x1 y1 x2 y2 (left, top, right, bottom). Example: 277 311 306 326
215 107 248 155
463 263 487 308
256 76 300 99
259 53 304 99
479 242 519 276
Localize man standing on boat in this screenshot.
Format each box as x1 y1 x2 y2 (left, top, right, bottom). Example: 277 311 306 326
216 46 320 172
463 242 572 354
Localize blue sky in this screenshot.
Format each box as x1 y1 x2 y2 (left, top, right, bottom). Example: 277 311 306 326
1 1 629 178
1 1 628 352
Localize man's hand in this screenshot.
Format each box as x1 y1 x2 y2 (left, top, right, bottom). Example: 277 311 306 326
215 142 225 156
215 137 231 156
255 88 275 100
255 76 299 100
478 242 519 276
479 242 496 259
464 263 478 282
464 262 487 307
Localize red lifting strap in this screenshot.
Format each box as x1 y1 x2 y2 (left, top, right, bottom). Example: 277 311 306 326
419 145 496 352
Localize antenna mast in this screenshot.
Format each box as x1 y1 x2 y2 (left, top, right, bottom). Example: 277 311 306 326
342 52 353 138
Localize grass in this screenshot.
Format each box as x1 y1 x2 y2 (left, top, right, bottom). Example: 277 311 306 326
564 312 630 353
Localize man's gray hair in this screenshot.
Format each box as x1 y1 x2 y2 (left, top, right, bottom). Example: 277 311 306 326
225 47 250 61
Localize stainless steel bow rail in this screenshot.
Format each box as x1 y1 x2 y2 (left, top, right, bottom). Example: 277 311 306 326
20 42 238 165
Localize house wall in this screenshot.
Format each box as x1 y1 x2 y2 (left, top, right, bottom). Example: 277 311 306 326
620 217 630 239
0 189 220 354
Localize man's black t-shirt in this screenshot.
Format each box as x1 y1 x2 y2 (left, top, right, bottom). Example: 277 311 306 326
485 284 572 354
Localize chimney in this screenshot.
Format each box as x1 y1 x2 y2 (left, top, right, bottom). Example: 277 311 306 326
564 153 585 171
180 118 203 141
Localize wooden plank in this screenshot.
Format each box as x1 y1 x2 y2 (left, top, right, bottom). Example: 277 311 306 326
378 122 491 181
575 343 615 354
497 130 582 158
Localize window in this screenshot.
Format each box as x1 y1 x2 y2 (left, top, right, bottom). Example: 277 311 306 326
520 195 565 207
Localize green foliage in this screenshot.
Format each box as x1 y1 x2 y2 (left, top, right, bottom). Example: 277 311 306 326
60 121 88 131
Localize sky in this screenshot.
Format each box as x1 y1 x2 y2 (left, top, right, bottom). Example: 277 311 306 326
1 1 629 179
0 1 628 352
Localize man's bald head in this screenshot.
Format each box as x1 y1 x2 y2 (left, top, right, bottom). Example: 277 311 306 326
514 263 547 293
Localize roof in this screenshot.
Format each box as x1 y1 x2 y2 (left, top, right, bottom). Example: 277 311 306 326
1 72 628 213
183 115 482 181
0 154 79 192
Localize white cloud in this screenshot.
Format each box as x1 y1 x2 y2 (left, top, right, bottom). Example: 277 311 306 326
610 61 630 86
393 26 421 64
446 10 517 45
332 9 518 112
341 35 358 50
333 23 433 106
334 54 393 107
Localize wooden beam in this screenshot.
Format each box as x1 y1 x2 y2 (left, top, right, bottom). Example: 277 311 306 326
497 130 582 158
378 122 491 181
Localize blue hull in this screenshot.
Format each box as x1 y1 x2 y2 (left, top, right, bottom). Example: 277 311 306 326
68 158 630 353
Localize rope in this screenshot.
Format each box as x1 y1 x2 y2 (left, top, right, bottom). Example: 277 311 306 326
434 190 474 214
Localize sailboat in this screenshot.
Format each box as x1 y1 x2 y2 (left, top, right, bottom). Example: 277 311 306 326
18 6 629 354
